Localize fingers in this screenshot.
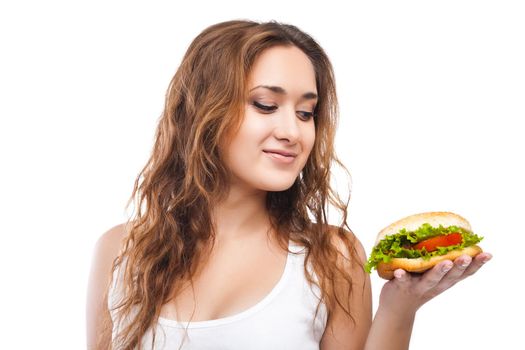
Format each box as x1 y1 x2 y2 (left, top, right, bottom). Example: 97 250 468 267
429 256 471 294
384 253 492 310
433 253 492 293
461 252 492 278
419 260 453 290
444 253 492 281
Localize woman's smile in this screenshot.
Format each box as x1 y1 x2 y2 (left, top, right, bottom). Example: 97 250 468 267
263 150 297 164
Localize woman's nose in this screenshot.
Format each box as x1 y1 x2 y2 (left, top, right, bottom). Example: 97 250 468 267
273 107 300 143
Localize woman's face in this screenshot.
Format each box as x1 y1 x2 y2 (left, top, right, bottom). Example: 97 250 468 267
223 45 317 193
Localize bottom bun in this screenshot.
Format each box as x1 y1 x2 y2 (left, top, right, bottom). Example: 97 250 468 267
377 245 483 280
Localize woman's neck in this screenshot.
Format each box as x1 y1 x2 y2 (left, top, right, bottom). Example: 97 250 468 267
211 187 270 243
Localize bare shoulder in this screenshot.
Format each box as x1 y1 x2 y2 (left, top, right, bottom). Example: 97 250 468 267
88 220 131 295
327 225 367 268
86 221 132 349
94 222 130 259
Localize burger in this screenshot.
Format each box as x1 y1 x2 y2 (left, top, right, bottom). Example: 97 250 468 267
365 212 483 280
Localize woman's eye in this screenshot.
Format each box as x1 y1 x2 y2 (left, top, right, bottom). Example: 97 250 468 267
253 101 277 113
252 100 315 121
297 111 315 121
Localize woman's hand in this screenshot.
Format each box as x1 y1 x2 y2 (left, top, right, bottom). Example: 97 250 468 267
378 252 492 315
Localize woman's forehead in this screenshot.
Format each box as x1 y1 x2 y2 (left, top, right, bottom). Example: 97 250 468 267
247 46 317 96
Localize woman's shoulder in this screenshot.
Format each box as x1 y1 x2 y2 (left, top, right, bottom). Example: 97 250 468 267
290 224 367 273
307 224 365 258
86 221 132 348
95 222 131 259
327 225 366 262
309 224 367 272
90 221 132 284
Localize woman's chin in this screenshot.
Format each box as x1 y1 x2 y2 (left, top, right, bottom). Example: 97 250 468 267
259 179 297 192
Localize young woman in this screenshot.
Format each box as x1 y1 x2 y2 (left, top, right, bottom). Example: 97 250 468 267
86 20 491 349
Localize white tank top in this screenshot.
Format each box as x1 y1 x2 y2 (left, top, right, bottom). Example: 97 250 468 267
108 243 328 349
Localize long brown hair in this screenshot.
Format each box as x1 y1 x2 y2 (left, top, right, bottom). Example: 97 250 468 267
105 20 361 349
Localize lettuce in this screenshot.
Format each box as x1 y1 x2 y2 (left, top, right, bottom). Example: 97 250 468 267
364 223 483 273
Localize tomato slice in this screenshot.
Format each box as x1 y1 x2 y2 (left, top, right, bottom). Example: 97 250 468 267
413 232 463 252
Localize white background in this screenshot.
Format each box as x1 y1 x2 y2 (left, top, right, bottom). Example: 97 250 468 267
1 0 523 349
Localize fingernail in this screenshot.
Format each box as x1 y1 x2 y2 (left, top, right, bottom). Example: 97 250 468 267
442 263 453 273
460 257 472 267
482 254 493 263
394 270 404 279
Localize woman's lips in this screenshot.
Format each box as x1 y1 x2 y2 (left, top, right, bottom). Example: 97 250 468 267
263 150 296 164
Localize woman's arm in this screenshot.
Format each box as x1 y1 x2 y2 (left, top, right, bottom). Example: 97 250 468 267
320 232 373 350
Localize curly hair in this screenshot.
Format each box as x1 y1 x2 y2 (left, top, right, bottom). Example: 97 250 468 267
102 19 362 349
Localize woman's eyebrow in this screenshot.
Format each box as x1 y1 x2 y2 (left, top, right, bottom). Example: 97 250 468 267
250 85 318 100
